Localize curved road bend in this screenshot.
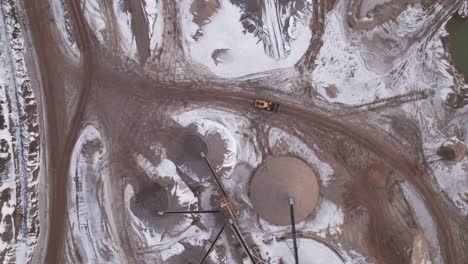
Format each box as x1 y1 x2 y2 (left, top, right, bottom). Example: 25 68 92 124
23 0 467 263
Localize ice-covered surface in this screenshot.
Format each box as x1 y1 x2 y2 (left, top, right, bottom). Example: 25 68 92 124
0 1 40 262
181 0 312 77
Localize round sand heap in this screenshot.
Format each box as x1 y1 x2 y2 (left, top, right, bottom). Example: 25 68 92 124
250 156 319 226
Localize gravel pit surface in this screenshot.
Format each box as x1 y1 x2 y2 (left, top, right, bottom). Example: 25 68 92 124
249 156 319 226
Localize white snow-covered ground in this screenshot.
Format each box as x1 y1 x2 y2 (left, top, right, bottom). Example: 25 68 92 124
313 2 453 105
171 106 354 262
67 124 124 264
399 24 468 217
133 152 196 231
0 1 40 262
112 0 138 58
459 0 468 17
80 0 164 61
360 0 392 17
312 2 388 104
51 0 80 60
180 0 312 77
83 0 106 43
401 182 442 264
67 124 210 263
173 107 262 175
144 0 164 53
312 1 468 218
268 127 335 186
125 145 209 262
258 237 344 264
124 182 208 262
422 123 468 215
303 199 344 236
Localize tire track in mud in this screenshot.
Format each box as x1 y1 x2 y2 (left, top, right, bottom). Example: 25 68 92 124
125 0 150 64
24 0 468 263
156 0 186 74
97 73 467 263
23 2 68 262
44 0 95 261
99 0 121 52
87 5 468 256
297 0 333 70
25 0 94 262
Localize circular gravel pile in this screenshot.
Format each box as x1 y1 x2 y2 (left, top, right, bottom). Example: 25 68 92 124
249 156 319 225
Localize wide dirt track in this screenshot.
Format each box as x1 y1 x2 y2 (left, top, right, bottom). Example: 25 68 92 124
22 0 468 263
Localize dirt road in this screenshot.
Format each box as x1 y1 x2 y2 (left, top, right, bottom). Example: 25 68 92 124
21 0 468 263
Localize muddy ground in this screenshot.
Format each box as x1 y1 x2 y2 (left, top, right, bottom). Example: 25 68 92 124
14 0 468 263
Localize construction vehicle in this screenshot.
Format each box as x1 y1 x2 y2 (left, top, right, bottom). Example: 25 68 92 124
254 99 280 112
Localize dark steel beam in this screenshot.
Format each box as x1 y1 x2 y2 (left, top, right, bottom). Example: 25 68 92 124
158 210 220 215
200 224 226 264
228 219 257 264
289 197 299 264
201 152 228 197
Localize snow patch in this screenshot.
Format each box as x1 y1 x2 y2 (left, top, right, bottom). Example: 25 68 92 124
312 5 388 104
304 199 344 235
68 125 124 263
181 0 312 77
269 127 335 186
172 107 262 172
252 235 344 264
50 0 80 60
143 0 163 51
401 182 442 264
124 181 208 262
83 0 106 43
113 0 137 58
135 153 196 209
